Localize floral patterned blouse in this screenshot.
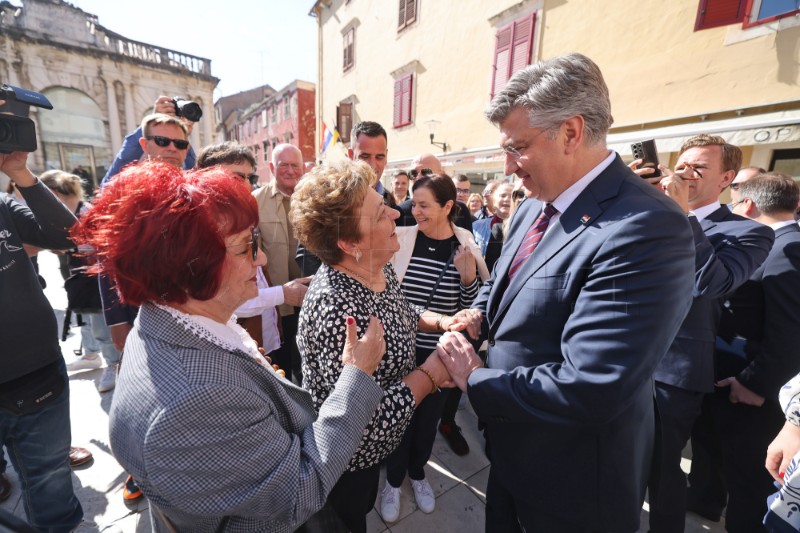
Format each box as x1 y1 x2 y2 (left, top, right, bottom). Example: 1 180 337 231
298 262 419 471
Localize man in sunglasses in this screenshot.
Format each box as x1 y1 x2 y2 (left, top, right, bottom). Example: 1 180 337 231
101 95 196 185
641 134 774 533
729 166 767 205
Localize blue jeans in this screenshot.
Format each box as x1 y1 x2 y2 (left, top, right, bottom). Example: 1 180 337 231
0 361 83 532
81 312 121 365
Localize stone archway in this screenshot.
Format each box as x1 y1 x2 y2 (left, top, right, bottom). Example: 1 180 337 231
38 87 110 196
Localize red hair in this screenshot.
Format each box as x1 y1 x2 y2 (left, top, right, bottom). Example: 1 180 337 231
72 161 258 306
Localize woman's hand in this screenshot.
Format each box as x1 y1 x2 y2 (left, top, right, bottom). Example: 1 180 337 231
448 308 482 339
453 245 477 285
766 421 800 485
436 331 483 391
342 315 386 376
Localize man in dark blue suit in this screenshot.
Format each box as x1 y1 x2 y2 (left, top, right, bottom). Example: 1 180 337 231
437 53 696 532
688 173 800 532
643 135 775 532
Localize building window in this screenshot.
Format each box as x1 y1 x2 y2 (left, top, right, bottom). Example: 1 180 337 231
770 148 800 178
695 0 747 30
746 0 800 25
284 96 291 119
263 141 269 162
393 74 413 128
491 12 536 98
253 117 258 133
398 0 417 31
343 27 355 71
272 105 277 123
337 102 353 144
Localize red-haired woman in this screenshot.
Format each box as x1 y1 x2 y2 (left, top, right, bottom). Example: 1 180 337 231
72 161 388 532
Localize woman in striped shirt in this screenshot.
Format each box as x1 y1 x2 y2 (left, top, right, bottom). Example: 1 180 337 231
382 174 489 521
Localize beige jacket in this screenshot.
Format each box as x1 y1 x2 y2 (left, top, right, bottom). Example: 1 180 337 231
391 223 490 284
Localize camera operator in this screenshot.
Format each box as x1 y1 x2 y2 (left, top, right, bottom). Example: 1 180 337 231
101 95 197 184
0 135 83 529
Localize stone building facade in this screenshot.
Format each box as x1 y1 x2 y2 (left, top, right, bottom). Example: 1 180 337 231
0 0 218 188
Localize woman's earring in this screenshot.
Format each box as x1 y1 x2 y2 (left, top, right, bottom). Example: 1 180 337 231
354 249 362 262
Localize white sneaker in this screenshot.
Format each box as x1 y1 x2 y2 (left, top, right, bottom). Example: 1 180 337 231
411 479 435 514
379 482 401 523
97 365 118 392
66 354 102 372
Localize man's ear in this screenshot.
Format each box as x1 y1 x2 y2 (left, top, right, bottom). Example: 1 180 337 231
562 115 585 155
138 136 148 152
720 169 736 189
269 162 275 176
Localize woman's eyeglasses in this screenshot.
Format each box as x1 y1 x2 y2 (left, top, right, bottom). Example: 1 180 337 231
145 135 190 150
228 227 260 261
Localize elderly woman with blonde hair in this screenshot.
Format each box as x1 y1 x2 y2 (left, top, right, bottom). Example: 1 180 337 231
291 160 480 533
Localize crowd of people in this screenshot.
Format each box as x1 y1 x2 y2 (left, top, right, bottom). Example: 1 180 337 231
2 51 800 533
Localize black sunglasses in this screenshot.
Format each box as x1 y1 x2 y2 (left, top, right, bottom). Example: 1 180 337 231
410 168 433 179
234 172 259 184
145 135 190 150
227 227 260 261
730 183 741 191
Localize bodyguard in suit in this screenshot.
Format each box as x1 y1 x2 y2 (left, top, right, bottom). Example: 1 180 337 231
438 53 696 532
689 173 800 532
642 135 775 532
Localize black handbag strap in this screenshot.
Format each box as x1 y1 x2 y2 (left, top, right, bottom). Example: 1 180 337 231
423 247 457 311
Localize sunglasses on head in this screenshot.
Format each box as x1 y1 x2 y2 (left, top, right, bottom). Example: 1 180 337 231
145 135 190 150
228 227 260 261
410 168 433 179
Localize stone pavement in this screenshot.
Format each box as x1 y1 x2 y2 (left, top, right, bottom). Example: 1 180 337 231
1 251 727 532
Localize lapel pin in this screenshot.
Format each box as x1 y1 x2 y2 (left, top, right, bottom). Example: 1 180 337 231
580 214 591 224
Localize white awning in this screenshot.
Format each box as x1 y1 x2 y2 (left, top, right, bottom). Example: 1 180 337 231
608 109 800 156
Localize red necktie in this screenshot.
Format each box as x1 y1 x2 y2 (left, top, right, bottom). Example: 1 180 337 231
508 204 558 280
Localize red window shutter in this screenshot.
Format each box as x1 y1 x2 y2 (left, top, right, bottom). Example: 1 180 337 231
393 78 403 127
401 74 413 125
510 13 535 75
399 0 417 30
393 74 413 128
491 25 513 97
695 0 747 30
405 0 417 26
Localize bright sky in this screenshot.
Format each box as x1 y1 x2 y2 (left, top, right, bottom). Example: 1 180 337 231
11 0 318 100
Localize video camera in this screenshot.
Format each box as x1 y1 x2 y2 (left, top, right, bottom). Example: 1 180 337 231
0 84 53 154
173 97 202 122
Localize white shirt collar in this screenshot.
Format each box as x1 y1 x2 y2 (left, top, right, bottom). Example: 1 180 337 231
550 150 616 215
770 220 796 231
691 201 722 222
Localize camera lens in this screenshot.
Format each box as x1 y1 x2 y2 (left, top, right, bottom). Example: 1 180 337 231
173 97 202 122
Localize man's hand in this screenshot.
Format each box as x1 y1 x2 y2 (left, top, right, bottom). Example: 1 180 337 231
658 168 690 214
282 276 312 307
450 308 482 340
766 421 800 485
0 151 36 187
436 331 483 391
110 323 133 353
153 95 177 116
715 376 766 406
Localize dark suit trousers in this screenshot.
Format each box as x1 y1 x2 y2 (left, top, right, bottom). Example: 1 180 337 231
485 466 614 533
702 391 784 532
687 395 727 518
649 382 704 533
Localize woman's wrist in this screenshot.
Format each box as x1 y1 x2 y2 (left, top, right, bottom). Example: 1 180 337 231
413 366 439 395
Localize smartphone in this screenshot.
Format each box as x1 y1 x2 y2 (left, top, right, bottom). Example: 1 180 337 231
631 139 662 178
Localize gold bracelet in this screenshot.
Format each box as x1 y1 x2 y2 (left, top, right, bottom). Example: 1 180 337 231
435 315 444 333
414 366 439 395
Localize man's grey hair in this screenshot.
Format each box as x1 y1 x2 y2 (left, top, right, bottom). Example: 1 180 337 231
485 53 613 146
738 173 799 215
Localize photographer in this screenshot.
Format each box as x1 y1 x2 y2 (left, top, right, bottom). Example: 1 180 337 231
101 95 197 184
0 138 83 529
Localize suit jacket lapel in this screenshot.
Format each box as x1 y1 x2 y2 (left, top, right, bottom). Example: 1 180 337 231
487 156 627 328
